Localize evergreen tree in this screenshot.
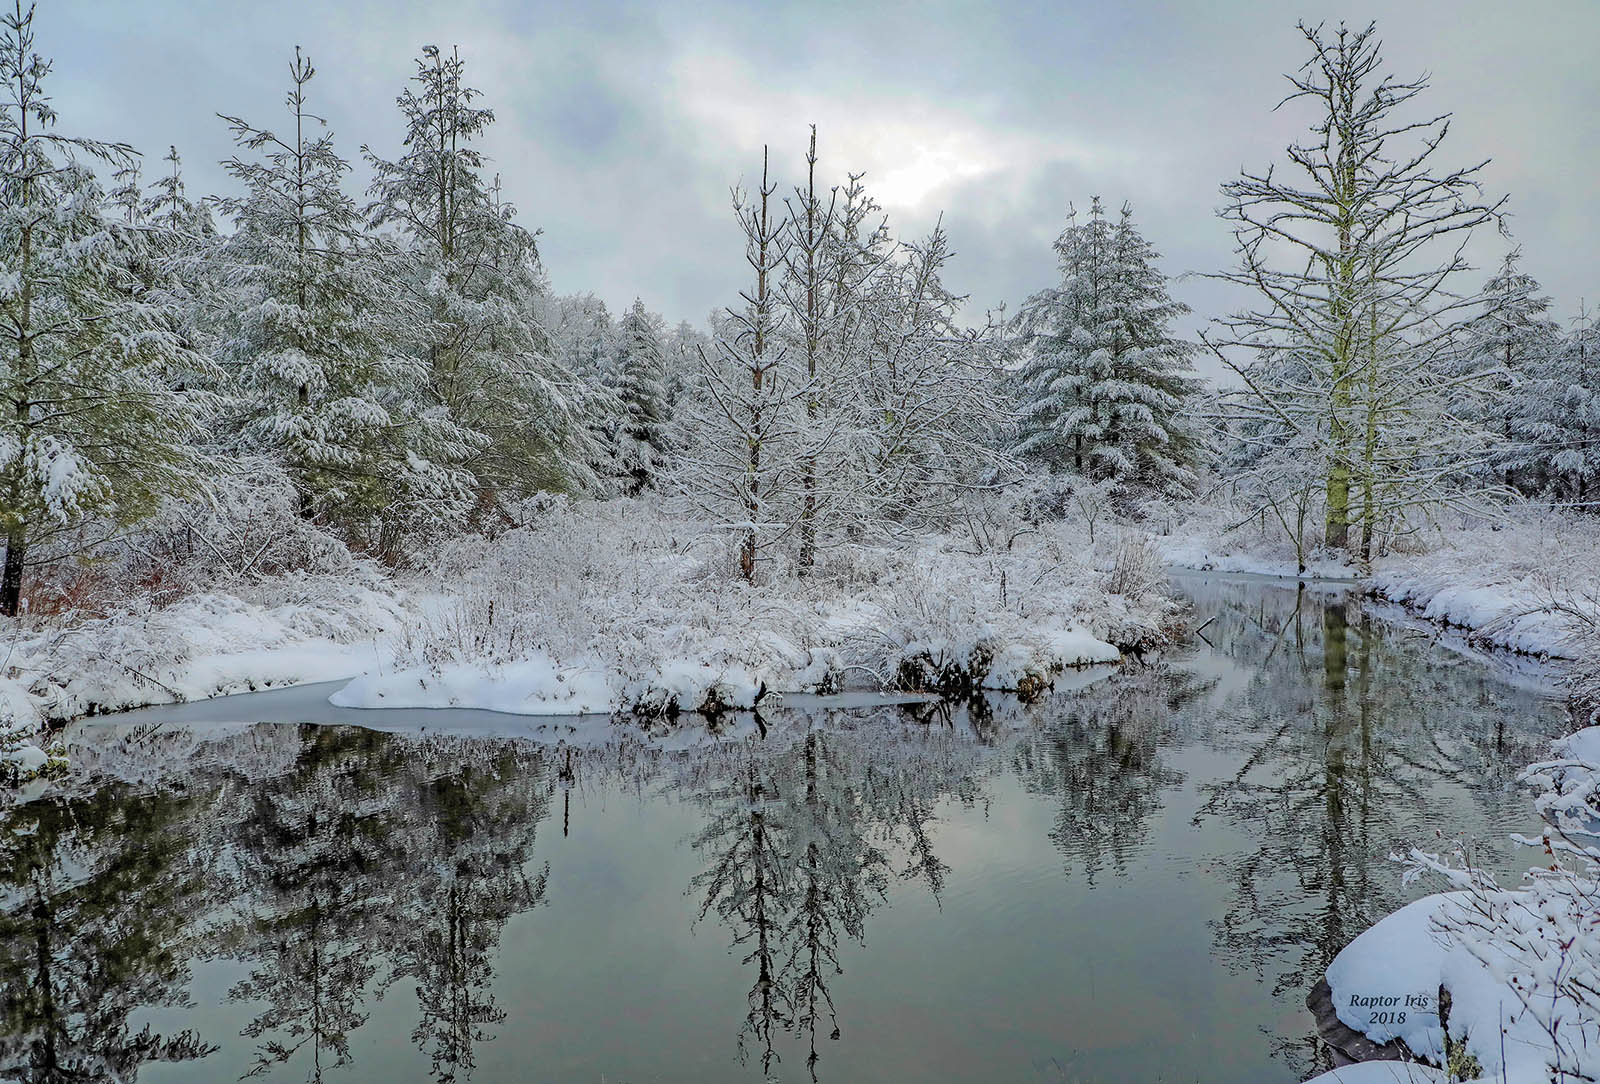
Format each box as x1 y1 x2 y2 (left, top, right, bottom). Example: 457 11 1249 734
144 145 212 239
0 0 209 615
614 298 670 495
108 157 140 224
365 47 590 516
1455 250 1561 491
215 49 470 542
1513 302 1600 503
1012 197 1200 495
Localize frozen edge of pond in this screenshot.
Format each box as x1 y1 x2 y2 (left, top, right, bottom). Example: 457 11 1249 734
72 663 1122 742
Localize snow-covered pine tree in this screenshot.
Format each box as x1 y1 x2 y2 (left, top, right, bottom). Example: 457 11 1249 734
215 48 469 540
365 47 590 516
1513 301 1600 503
679 147 800 582
1012 197 1200 496
0 0 209 615
614 298 670 496
109 157 140 224
144 145 213 239
662 318 709 410
539 292 625 492
1455 250 1562 492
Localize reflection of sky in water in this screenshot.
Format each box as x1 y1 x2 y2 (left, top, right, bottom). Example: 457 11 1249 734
1 577 1571 1084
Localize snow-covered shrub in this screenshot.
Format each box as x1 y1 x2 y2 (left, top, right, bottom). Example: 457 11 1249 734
10 460 355 616
1384 728 1600 1082
1102 533 1166 603
344 499 1171 719
122 460 355 589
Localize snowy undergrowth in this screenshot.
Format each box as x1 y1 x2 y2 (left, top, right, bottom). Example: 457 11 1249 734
333 498 1175 719
1363 514 1600 662
1325 725 1600 1083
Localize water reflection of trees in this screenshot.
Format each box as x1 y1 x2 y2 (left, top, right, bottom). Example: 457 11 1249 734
685 710 994 1081
0 724 555 1084
3 611 1540 1084
0 782 217 1082
0 681 1216 1084
1012 670 1212 885
1179 576 1567 1078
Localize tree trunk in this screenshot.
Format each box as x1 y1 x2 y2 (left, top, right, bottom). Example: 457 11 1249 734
1359 306 1380 564
1 528 24 617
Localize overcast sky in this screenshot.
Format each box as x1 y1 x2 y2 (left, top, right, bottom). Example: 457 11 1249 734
40 0 1600 378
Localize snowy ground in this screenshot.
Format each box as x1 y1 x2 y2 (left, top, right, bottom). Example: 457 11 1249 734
1324 724 1600 1083
0 570 415 784
2 498 1179 787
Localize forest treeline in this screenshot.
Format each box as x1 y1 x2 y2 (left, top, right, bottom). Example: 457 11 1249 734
3 4 1597 614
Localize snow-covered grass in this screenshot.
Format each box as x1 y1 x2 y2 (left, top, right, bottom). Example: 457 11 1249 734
1 469 425 788
1 569 415 786
335 498 1174 720
1325 724 1600 1083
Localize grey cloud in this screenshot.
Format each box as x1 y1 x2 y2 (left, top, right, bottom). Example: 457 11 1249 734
39 0 1600 377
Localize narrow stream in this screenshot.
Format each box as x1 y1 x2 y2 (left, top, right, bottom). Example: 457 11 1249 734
0 575 1572 1083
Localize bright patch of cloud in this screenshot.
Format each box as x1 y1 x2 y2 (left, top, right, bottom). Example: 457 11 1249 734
667 49 1135 214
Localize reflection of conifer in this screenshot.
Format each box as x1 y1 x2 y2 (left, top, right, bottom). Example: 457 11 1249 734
222 728 402 1082
393 742 552 1083
0 785 217 1082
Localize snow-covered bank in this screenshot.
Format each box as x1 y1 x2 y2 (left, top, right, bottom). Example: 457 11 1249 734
1159 506 1600 665
1324 724 1600 1083
1302 1065 1450 1084
1 573 415 785
3 499 1177 787
334 499 1166 720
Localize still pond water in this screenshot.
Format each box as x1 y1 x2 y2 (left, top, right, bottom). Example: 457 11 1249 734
0 575 1574 1083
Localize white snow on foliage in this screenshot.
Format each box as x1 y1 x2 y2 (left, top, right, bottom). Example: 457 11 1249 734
2 498 1168 783
1328 725 1600 1083
329 499 1156 718
1161 502 1600 661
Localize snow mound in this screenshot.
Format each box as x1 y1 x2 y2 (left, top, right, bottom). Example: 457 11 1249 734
1302 1063 1450 1084
331 656 613 715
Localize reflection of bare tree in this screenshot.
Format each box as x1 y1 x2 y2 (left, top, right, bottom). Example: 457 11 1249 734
0 785 217 1082
782 730 890 1080
686 708 1004 1080
690 750 796 1074
1180 576 1567 1078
